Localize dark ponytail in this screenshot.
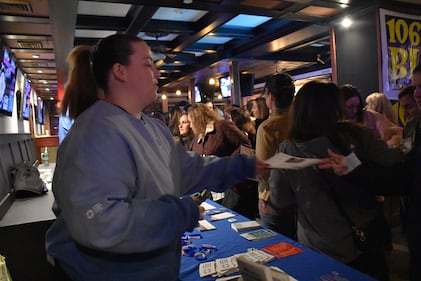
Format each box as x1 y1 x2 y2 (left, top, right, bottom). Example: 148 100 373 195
61 45 98 118
61 34 144 118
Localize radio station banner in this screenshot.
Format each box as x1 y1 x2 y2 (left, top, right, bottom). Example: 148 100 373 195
380 9 421 100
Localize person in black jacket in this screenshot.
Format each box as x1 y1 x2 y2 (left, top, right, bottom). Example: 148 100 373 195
402 65 421 281
269 81 406 281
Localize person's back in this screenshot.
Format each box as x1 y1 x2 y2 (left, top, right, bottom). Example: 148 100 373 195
270 81 405 281
255 73 295 237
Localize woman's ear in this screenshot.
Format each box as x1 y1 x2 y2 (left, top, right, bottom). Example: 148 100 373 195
111 63 128 82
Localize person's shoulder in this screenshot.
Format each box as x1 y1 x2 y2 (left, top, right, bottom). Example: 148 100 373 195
217 119 235 130
261 113 288 129
406 114 421 127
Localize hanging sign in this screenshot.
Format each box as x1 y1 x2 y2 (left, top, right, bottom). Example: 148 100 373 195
380 8 421 99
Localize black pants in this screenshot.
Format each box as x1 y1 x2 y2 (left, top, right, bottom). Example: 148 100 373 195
348 249 389 281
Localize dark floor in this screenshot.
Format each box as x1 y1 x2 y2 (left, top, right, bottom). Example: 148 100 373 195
388 226 410 281
386 197 409 281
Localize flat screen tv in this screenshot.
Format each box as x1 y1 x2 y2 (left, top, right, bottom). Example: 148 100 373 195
240 73 255 97
219 76 231 98
37 98 44 124
21 79 31 120
194 86 201 103
0 48 17 116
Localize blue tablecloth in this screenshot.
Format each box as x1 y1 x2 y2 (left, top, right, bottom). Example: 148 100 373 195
179 200 376 281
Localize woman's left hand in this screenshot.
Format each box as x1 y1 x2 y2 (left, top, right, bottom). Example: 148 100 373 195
317 149 348 176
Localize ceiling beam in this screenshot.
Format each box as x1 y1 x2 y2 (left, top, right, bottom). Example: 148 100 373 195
125 5 159 36
0 15 50 24
76 15 128 31
143 19 195 34
172 12 236 52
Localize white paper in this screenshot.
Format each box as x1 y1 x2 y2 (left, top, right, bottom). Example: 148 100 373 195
199 261 216 277
198 220 216 231
265 152 319 169
211 212 236 221
200 201 216 210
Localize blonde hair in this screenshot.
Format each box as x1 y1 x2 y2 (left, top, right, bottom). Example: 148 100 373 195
365 92 397 124
187 103 221 135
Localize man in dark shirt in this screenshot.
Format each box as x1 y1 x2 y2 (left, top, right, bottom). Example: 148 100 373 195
404 64 421 281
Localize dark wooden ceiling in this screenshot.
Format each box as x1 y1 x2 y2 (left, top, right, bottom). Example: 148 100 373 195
0 0 420 102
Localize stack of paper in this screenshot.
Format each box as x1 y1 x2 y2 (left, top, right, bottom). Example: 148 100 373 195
231 221 261 232
240 229 277 241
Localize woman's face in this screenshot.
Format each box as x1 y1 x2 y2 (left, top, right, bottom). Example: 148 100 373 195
187 113 197 135
251 100 260 118
178 114 191 136
124 41 160 109
344 96 361 121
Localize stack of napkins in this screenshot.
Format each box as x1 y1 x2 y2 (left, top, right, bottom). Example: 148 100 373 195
231 220 261 232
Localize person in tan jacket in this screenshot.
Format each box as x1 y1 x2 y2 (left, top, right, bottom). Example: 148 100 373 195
256 73 296 238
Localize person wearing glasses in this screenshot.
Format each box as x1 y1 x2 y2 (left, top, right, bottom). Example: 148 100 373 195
341 84 402 147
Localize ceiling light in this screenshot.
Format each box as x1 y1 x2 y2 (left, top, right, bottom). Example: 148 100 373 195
161 94 167 100
42 80 48 84
341 17 352 28
183 0 193 4
176 90 181 96
209 78 216 85
217 94 222 99
50 97 54 100
46 88 50 91
37 70 43 73
32 54 40 58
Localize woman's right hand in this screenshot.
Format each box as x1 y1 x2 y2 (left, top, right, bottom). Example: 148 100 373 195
255 159 270 177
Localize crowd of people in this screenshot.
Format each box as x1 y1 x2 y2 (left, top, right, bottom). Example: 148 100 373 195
51 33 420 281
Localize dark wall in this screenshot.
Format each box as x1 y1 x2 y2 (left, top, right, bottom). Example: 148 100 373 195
334 6 380 102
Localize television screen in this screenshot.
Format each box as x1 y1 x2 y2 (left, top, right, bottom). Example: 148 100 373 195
37 98 44 124
219 76 231 98
22 79 31 120
0 48 17 116
194 86 201 103
240 73 255 97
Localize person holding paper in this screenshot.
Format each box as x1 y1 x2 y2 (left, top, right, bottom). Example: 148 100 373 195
269 81 405 281
46 34 267 281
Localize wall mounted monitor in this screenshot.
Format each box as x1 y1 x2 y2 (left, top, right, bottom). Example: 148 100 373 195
240 73 255 97
0 48 17 116
219 76 231 98
194 86 201 103
37 98 44 124
21 79 31 120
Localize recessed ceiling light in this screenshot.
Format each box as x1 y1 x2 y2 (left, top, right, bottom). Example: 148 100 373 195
50 97 54 100
46 88 50 91
42 80 48 84
32 54 40 58
176 90 181 95
37 70 43 73
341 17 352 28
